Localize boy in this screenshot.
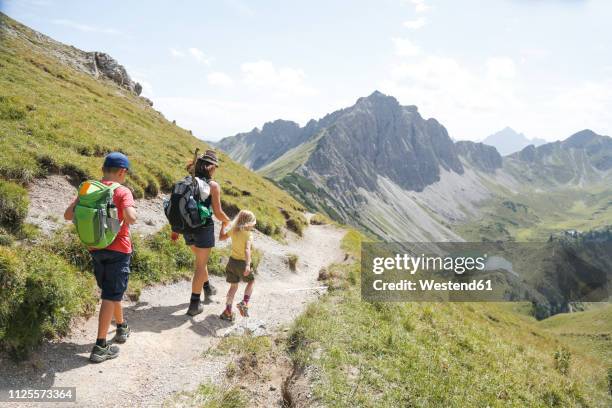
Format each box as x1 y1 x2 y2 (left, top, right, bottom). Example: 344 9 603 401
218 210 256 321
64 152 137 363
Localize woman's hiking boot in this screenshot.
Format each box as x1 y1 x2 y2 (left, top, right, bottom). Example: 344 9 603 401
203 283 216 303
186 300 203 316
90 344 119 363
237 301 249 317
113 324 130 344
219 309 235 322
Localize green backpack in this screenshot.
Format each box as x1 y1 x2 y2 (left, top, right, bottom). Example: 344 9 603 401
73 180 123 248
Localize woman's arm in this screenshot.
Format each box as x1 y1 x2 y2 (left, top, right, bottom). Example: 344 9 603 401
209 181 231 223
219 224 230 241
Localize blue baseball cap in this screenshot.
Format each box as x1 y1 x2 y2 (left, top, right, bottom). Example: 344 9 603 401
103 152 130 169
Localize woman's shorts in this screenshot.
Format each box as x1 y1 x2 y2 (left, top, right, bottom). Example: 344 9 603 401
183 225 215 248
225 257 255 283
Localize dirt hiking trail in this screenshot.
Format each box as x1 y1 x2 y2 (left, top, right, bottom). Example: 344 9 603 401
0 211 346 407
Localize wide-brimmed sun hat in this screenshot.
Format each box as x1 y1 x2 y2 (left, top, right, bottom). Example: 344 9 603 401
200 150 218 167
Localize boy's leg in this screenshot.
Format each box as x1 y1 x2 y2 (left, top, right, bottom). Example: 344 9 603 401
113 301 124 325
97 300 115 341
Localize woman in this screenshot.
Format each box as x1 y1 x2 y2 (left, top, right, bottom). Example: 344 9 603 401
174 150 231 316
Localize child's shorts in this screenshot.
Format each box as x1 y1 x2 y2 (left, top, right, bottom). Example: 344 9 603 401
225 257 255 283
91 249 131 301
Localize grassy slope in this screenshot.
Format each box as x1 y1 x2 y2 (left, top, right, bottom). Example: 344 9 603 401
257 133 322 180
0 13 303 358
455 185 612 242
286 231 611 407
0 13 305 237
538 304 612 366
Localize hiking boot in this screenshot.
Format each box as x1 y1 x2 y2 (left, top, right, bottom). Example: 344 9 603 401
219 310 236 322
90 344 119 363
113 324 130 344
237 301 249 318
186 300 203 316
203 283 216 303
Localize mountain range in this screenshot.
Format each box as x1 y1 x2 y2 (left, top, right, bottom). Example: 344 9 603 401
217 91 612 242
481 126 547 156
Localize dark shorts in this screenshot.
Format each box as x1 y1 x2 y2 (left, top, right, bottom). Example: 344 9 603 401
91 249 131 301
184 225 215 248
225 257 255 283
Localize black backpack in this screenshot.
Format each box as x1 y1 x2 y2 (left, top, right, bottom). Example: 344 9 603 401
163 176 211 233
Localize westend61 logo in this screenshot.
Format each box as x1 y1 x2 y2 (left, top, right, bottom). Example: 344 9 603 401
361 242 611 303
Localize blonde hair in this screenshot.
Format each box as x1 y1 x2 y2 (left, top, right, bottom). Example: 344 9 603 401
230 210 256 232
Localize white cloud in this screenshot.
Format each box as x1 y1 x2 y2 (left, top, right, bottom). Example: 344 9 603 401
154 97 315 140
207 71 235 87
169 48 185 58
188 47 212 65
486 57 517 79
392 37 421 57
380 54 521 139
411 0 429 13
52 19 121 35
403 17 427 30
241 60 318 96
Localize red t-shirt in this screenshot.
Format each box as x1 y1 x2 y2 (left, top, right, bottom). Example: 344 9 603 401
92 181 135 254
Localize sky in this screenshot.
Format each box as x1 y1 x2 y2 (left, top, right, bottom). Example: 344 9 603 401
2 0 611 142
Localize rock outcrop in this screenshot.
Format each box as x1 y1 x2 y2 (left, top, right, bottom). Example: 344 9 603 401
0 15 142 96
88 52 141 95
455 141 502 173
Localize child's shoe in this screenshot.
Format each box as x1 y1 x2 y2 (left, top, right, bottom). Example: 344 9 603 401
237 301 250 317
219 309 236 322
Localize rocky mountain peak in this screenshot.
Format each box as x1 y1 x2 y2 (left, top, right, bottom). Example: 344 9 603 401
261 119 301 135
563 129 599 148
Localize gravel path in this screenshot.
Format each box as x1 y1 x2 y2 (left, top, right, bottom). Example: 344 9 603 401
0 214 346 407
25 175 168 237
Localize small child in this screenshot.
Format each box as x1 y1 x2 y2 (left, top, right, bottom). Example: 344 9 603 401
218 210 257 321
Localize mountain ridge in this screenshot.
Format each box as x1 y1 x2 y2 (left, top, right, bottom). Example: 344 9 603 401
217 92 612 241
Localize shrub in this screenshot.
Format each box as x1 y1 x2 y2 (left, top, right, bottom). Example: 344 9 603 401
147 226 194 271
309 213 327 225
287 253 298 271
0 228 14 246
0 180 29 232
286 217 304 236
130 238 165 284
255 219 274 236
45 227 92 270
0 247 96 360
554 347 571 375
193 383 247 408
0 247 26 343
15 223 40 241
